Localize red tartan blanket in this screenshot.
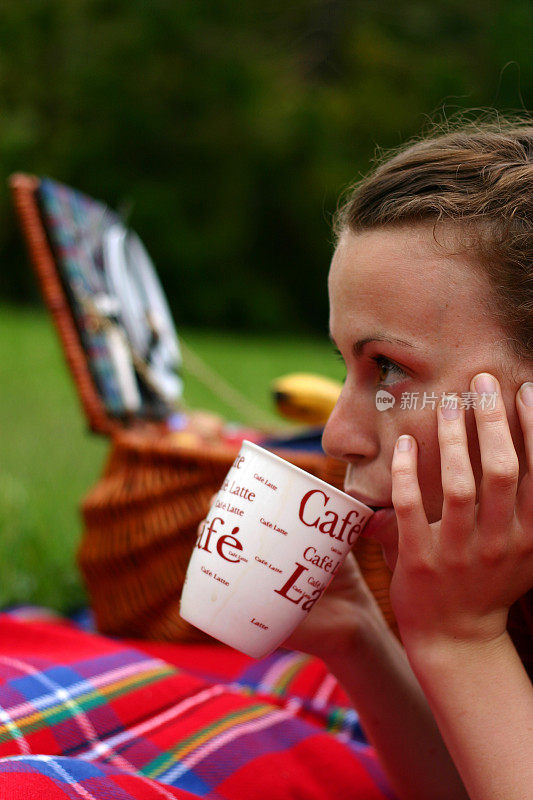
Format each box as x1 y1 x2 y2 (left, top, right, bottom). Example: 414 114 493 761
0 607 395 799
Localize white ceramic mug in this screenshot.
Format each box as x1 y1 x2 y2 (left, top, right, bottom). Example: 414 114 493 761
179 440 374 658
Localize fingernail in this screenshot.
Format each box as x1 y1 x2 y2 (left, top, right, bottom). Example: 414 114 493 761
520 382 533 407
475 373 496 395
440 402 460 420
397 436 412 451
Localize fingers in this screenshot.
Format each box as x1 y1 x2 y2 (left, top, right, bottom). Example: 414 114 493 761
473 373 520 537
516 382 533 521
391 435 430 555
437 398 476 549
390 375 529 587
517 382 533 472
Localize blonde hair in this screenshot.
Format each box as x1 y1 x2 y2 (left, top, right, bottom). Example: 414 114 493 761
334 113 533 365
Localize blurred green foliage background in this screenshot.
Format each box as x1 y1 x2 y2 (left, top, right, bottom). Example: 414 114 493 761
1 0 532 334
0 2 532 612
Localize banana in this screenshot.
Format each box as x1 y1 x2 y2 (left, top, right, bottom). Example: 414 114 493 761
271 373 342 425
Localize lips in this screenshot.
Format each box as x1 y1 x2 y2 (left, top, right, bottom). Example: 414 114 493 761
345 491 392 511
362 506 396 538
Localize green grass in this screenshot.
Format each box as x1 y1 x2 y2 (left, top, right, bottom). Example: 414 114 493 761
0 304 344 615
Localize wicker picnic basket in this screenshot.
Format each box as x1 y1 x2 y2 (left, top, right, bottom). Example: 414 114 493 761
10 172 398 643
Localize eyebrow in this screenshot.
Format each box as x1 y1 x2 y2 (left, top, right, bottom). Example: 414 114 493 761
329 331 420 355
352 335 420 356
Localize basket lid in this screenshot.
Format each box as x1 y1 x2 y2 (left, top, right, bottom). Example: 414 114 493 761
12 173 183 432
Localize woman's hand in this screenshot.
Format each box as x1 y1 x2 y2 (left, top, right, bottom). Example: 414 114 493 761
389 373 533 651
283 549 388 660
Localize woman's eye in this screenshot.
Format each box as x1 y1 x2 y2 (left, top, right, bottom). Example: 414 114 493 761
371 355 406 386
332 347 406 387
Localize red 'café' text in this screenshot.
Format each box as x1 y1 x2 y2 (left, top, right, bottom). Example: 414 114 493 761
196 491 367 612
196 517 243 563
299 490 365 545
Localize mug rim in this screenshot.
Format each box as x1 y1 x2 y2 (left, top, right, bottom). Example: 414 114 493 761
241 440 374 516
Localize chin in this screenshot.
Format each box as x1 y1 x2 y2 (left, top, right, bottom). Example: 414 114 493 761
381 543 398 572
370 515 399 573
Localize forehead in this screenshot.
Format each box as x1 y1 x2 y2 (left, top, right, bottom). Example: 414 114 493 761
328 225 492 349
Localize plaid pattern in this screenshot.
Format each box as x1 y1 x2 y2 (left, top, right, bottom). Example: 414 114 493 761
38 177 127 416
0 608 395 799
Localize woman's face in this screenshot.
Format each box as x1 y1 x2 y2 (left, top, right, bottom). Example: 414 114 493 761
323 224 530 570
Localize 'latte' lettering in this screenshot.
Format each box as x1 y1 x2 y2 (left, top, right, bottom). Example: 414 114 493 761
274 562 309 605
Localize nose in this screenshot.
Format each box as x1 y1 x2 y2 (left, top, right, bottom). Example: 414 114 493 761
321 380 375 462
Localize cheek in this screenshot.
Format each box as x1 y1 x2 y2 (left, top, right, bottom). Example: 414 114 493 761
406 412 445 522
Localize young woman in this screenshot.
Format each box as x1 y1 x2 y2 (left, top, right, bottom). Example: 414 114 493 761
1 114 530 800
287 115 533 800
